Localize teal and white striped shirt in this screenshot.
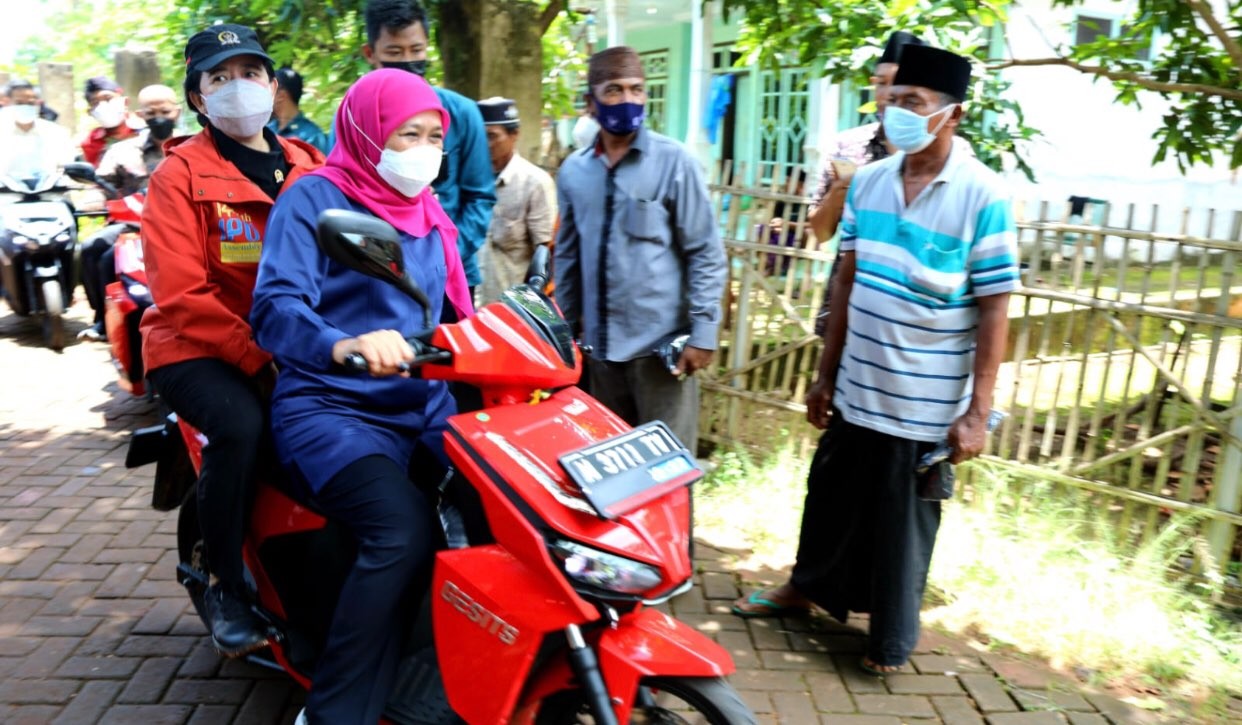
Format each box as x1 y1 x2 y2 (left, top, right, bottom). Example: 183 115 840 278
836 145 1019 442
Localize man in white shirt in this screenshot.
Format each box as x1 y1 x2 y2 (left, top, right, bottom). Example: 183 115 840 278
0 79 75 181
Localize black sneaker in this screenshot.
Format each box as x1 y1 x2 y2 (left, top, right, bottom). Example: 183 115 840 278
202 584 270 657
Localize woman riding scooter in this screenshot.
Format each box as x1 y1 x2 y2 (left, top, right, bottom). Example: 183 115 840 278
140 24 322 657
251 69 472 725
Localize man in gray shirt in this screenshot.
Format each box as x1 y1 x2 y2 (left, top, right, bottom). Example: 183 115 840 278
554 46 727 450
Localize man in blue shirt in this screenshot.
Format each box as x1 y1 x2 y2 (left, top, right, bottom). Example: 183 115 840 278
267 68 330 155
362 0 496 298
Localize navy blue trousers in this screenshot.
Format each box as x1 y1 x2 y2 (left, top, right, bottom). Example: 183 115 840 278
304 455 436 725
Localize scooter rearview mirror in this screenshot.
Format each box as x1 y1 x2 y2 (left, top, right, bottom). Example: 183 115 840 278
315 209 434 329
62 162 98 184
525 244 550 289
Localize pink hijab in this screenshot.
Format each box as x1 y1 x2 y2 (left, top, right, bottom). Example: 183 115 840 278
310 69 473 319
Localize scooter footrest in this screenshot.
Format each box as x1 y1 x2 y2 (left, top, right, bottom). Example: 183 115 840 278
383 647 463 724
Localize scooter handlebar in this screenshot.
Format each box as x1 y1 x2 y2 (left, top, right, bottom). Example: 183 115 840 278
341 336 451 375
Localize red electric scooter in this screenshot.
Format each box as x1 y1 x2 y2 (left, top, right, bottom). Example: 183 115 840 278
133 210 754 724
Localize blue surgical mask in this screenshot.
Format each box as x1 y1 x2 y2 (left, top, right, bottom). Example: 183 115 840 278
882 104 957 155
592 96 645 136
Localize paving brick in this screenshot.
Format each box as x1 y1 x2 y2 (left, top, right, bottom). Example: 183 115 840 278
0 636 40 657
233 679 295 724
747 617 792 650
3 704 63 725
116 634 198 657
95 562 150 598
1066 714 1108 725
983 655 1078 690
853 694 936 718
118 657 182 704
1081 694 1163 725
790 631 866 655
818 714 901 724
171 614 209 637
912 653 988 674
0 678 80 704
677 612 747 633
0 595 44 626
804 671 853 713
133 598 187 635
0 579 60 599
933 695 986 725
772 690 820 724
759 648 836 671
669 583 709 615
164 678 252 705
832 656 887 694
60 534 114 564
93 546 165 564
178 642 224 678
1011 688 1094 712
39 581 101 616
55 655 142 679
98 704 193 725
716 630 761 669
51 680 124 725
42 563 116 581
731 668 818 692
960 673 1019 713
76 617 136 656
985 713 1069 725
700 571 739 600
186 704 239 724
19 615 102 637
8 546 65 579
737 689 775 714
884 673 964 695
78 597 154 618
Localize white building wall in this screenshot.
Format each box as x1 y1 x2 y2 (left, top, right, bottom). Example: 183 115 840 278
1001 0 1240 230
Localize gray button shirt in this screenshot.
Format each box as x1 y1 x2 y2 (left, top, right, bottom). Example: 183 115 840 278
553 127 726 362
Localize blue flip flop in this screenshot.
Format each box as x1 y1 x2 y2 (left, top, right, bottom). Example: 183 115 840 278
730 590 810 619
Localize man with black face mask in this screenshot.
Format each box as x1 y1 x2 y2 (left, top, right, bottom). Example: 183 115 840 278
361 0 496 301
78 84 183 342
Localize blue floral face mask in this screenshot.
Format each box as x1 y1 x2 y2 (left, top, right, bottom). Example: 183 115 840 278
592 96 645 136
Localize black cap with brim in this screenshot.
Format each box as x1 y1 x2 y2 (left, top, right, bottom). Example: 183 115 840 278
184 24 273 75
478 97 519 126
878 31 925 66
890 44 972 102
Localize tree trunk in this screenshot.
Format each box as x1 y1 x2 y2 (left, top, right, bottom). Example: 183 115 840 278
437 0 545 163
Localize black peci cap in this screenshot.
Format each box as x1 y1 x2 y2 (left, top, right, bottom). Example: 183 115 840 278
275 68 304 102
184 24 273 76
890 44 973 102
878 31 926 66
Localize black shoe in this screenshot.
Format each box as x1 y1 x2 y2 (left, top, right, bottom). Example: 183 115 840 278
203 584 270 657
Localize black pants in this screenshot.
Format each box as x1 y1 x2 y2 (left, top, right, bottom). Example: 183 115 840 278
789 413 940 666
148 358 265 592
80 224 127 325
305 455 437 725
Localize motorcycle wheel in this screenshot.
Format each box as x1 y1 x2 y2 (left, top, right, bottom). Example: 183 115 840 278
41 280 64 351
535 675 756 725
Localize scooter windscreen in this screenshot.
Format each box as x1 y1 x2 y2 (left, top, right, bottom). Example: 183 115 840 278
501 285 576 368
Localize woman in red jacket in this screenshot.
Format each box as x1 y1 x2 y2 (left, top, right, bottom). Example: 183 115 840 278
139 24 323 657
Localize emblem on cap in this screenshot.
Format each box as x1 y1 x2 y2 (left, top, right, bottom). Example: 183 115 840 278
218 30 241 46
505 106 518 120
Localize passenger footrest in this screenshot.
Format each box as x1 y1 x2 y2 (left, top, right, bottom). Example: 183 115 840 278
383 647 463 724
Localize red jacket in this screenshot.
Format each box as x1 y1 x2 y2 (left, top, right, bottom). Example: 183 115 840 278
80 123 139 167
140 131 323 376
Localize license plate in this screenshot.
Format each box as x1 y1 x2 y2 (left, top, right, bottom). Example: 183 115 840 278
558 422 703 519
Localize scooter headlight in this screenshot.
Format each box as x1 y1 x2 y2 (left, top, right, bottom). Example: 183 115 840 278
16 236 38 251
53 231 71 243
551 540 662 595
127 283 149 299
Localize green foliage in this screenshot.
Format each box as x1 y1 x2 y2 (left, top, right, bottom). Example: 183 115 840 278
542 11 588 119
717 0 1242 172
717 0 1036 178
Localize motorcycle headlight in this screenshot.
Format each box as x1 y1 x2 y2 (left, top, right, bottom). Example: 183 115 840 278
53 231 70 243
127 283 149 299
550 540 662 596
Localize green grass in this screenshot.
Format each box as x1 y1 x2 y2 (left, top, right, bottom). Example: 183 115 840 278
694 447 1242 720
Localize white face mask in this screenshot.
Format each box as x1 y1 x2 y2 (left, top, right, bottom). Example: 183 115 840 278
572 114 599 149
90 97 127 129
347 105 443 198
11 104 39 125
202 79 273 139
882 103 957 155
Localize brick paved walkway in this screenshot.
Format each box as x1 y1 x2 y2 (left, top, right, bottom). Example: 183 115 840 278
0 303 1170 724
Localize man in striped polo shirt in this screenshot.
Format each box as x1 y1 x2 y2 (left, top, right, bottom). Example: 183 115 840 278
733 44 1019 675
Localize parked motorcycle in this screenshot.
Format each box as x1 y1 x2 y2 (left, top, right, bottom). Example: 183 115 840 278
0 163 90 350
63 163 151 394
129 210 754 724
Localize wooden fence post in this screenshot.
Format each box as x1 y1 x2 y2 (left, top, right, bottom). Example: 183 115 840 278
1206 410 1242 585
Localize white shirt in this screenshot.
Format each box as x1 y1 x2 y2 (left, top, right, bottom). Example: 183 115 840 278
0 116 75 181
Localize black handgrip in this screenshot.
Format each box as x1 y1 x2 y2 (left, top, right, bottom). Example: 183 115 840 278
342 352 411 374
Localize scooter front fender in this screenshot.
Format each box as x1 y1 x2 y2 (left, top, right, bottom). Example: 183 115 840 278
516 606 735 724
596 607 735 722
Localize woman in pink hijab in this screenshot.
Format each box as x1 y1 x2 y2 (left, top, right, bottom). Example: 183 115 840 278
252 69 472 725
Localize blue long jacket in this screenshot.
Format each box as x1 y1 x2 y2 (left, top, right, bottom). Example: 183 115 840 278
252 175 454 492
